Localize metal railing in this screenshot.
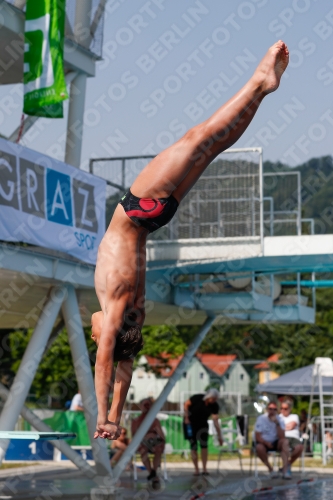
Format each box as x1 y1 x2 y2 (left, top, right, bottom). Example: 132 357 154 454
120 409 244 455
308 416 333 462
90 148 264 244
90 150 314 241
263 171 301 236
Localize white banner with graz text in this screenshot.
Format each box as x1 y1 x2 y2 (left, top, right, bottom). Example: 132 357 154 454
0 139 106 265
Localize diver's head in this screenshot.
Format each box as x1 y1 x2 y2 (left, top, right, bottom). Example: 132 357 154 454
113 320 144 362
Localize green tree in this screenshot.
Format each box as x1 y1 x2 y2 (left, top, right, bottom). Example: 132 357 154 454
274 289 333 374
141 325 188 358
6 327 97 407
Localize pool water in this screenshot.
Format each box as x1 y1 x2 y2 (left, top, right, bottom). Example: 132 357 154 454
248 479 333 500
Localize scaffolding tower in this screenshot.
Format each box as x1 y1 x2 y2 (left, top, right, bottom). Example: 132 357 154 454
308 357 333 465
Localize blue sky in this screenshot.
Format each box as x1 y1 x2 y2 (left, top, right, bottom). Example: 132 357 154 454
1 0 333 169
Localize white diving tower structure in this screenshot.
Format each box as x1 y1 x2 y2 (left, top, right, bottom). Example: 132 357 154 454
0 0 332 489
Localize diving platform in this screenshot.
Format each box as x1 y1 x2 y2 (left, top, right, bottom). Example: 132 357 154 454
147 234 333 273
2 233 331 329
0 431 76 440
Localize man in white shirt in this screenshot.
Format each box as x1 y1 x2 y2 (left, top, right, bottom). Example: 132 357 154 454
69 391 84 411
279 400 304 473
255 401 290 479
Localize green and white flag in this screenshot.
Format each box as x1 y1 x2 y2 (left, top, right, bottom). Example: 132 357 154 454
23 0 68 118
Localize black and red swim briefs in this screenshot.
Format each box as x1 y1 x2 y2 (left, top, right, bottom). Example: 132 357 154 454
119 189 179 233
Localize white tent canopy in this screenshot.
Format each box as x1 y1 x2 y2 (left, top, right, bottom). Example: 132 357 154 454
256 364 333 396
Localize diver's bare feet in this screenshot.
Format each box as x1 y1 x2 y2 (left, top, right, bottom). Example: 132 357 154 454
253 40 289 95
94 420 121 440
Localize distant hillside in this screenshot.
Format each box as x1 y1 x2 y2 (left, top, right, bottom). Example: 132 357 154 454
104 155 333 234
264 155 333 234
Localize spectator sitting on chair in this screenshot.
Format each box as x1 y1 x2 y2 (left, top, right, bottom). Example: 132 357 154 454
184 389 223 477
279 399 304 475
131 397 165 483
255 400 290 479
110 428 130 468
69 391 83 411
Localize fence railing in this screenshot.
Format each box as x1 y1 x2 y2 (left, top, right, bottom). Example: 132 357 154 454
120 410 244 454
90 150 314 240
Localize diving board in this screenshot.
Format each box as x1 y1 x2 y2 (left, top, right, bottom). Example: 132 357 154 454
0 431 76 440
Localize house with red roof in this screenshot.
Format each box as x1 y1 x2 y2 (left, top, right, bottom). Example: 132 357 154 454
129 353 210 404
197 354 250 396
128 352 250 403
254 354 280 385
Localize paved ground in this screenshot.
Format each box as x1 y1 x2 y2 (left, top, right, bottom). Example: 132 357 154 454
0 460 332 499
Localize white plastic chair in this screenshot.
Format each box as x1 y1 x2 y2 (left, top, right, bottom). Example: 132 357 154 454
210 418 245 474
250 434 279 478
250 438 306 477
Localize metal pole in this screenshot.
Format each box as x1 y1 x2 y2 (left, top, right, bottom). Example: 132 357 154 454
88 155 155 163
0 383 96 479
251 187 255 236
65 72 87 168
258 148 264 255
297 171 301 236
308 365 316 436
74 0 93 48
62 285 112 477
113 316 216 480
223 147 262 154
319 371 326 465
66 0 93 168
0 287 65 464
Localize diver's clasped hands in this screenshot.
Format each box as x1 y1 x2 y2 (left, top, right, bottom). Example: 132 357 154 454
94 420 122 440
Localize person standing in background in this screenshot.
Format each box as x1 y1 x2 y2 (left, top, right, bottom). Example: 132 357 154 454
184 389 223 476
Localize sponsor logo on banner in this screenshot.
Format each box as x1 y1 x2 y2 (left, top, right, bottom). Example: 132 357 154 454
0 139 106 265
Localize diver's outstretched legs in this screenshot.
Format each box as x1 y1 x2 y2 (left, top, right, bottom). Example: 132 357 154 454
131 41 289 202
